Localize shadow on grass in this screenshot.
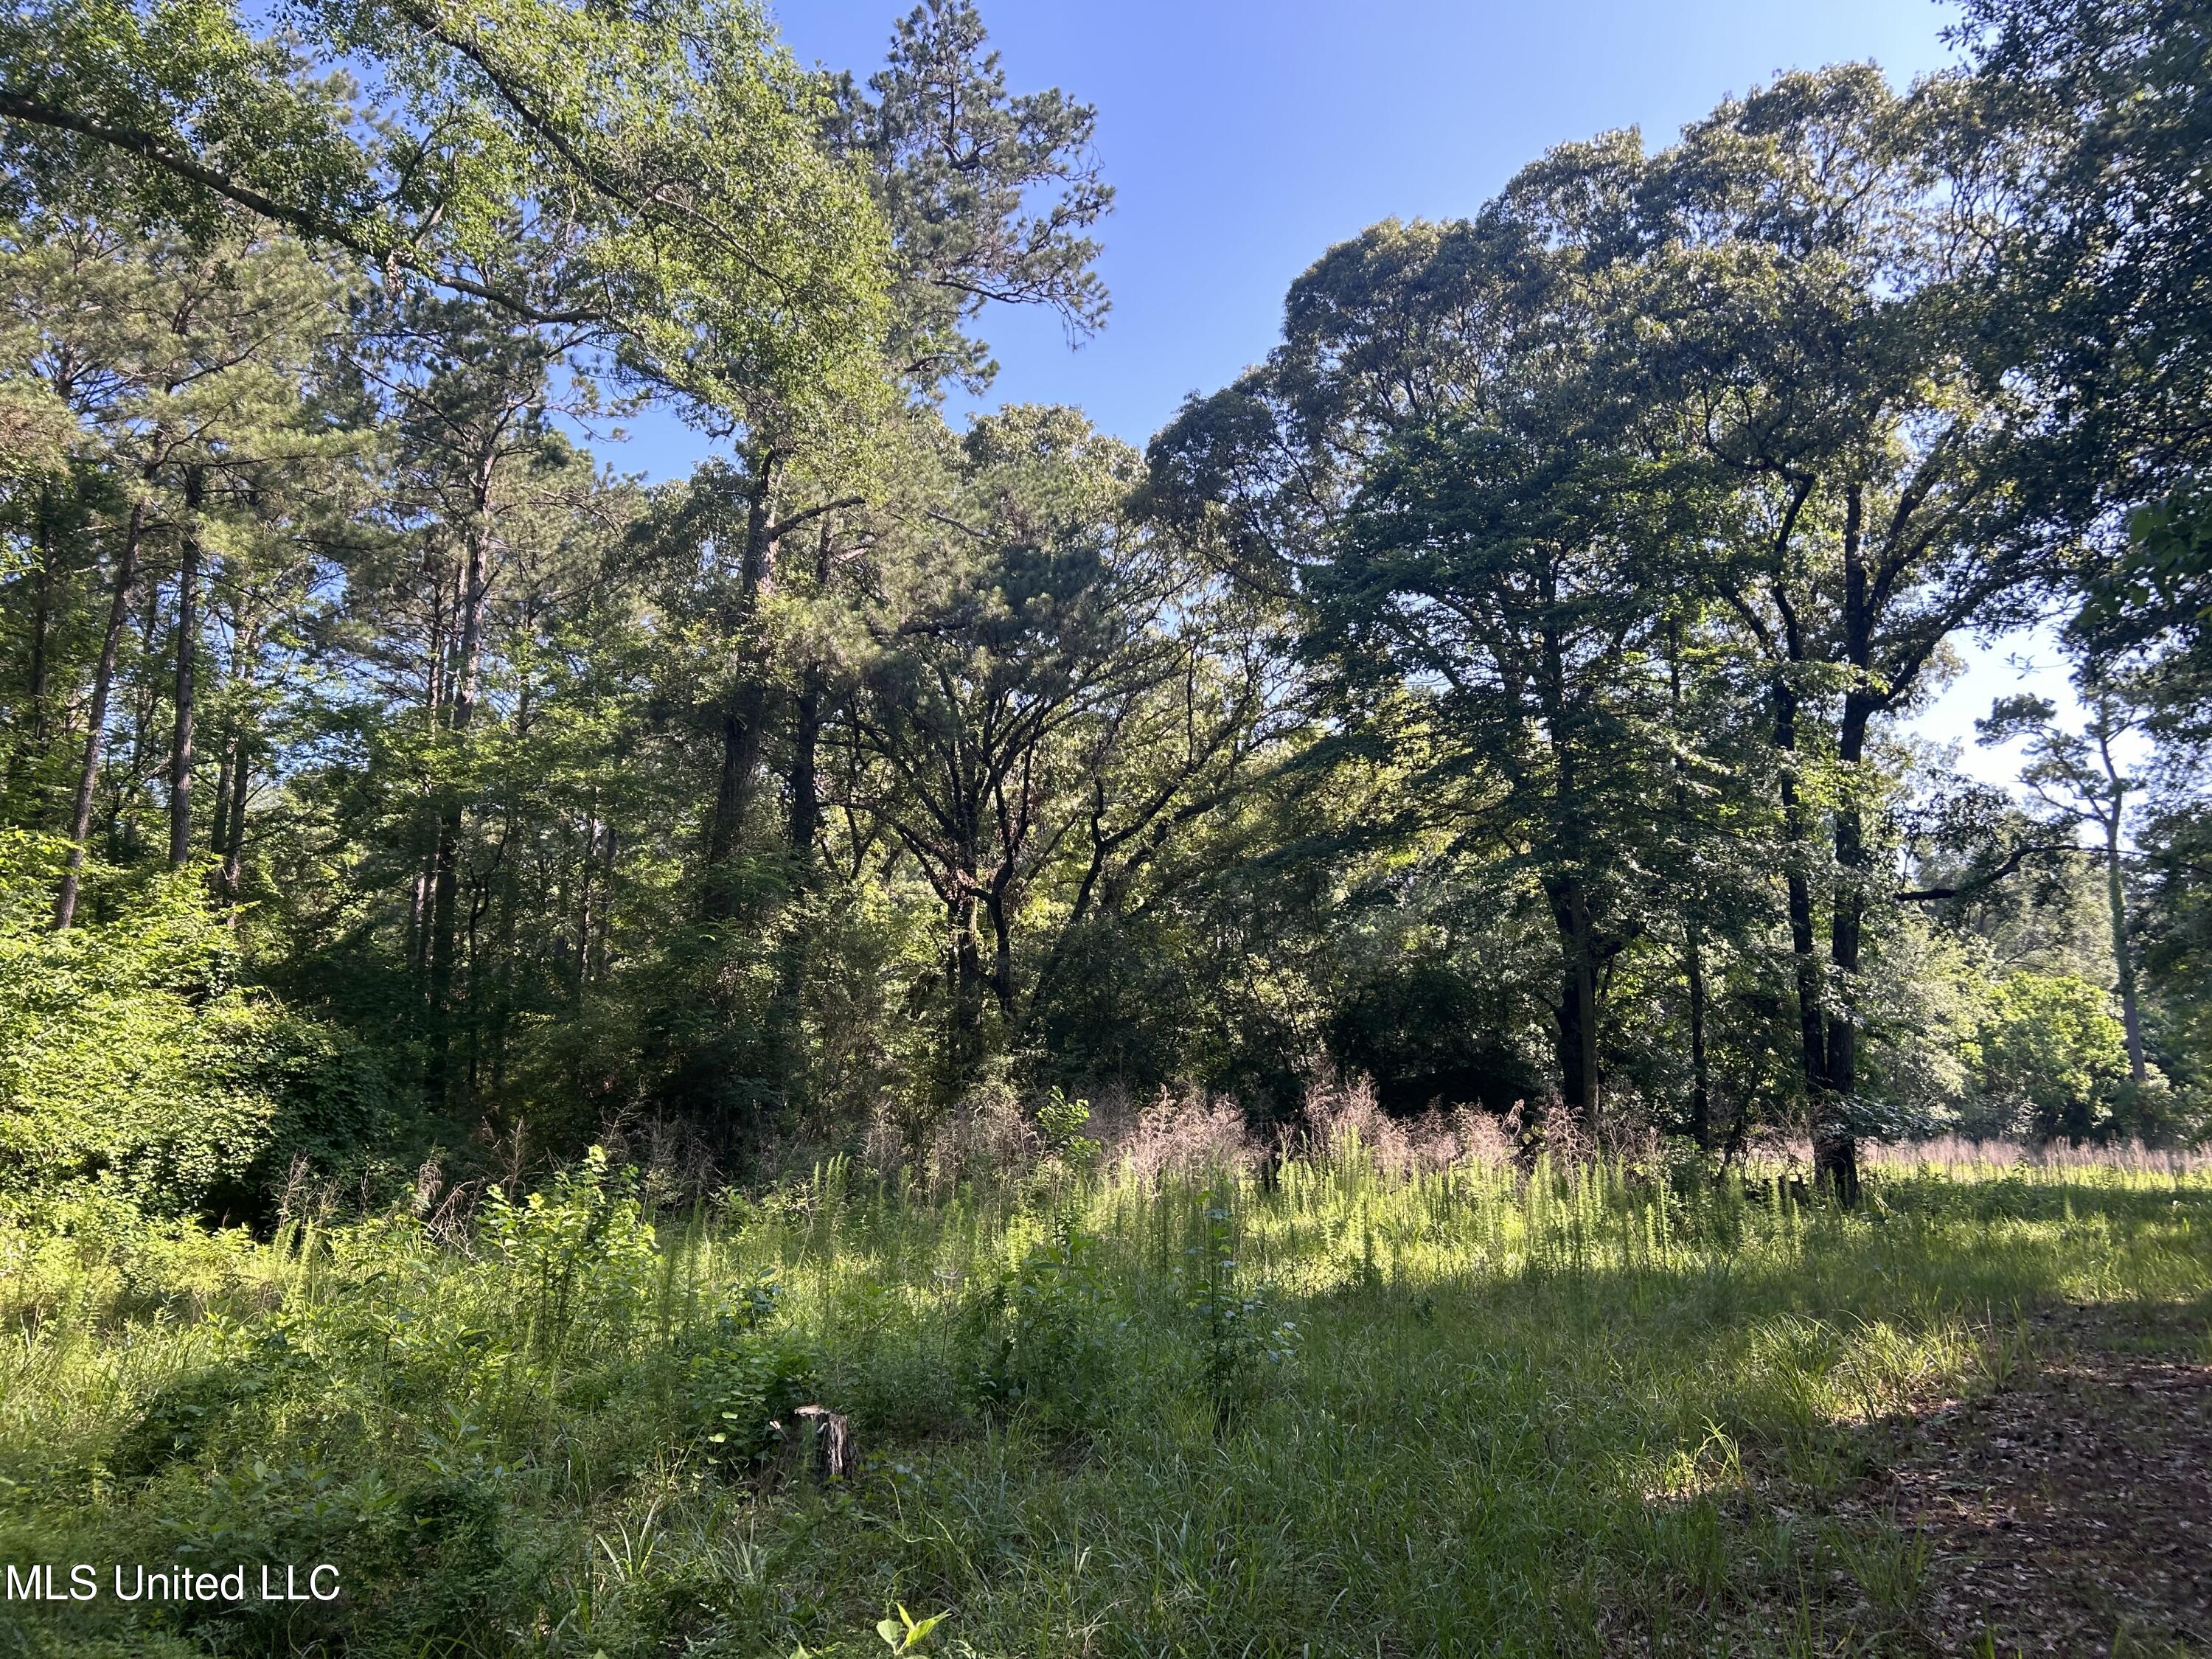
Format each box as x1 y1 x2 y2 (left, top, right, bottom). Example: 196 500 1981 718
3 1169 2208 1659
1728 1295 2212 1659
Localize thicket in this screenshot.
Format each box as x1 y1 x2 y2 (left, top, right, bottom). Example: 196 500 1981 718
0 833 392 1219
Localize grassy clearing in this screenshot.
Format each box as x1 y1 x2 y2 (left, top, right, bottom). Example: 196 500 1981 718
1 1144 2207 1658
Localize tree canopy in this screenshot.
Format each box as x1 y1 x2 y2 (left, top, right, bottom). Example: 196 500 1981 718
1 0 2206 1222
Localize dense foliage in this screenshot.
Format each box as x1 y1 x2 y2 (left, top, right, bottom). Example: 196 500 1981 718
1 0 2208 1233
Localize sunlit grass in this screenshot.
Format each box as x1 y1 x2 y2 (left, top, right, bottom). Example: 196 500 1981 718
1 1144 2207 1658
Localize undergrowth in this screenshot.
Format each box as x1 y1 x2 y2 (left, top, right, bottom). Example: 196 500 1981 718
0 1145 2206 1658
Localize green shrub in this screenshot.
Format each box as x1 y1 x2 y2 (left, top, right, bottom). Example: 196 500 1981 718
1034 1087 1102 1171
963 1219 1124 1428
479 1144 660 1356
681 1314 821 1470
0 835 394 1221
1971 971 2134 1143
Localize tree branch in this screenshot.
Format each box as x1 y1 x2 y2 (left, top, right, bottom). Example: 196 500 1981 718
0 94 597 323
766 495 864 543
1893 841 2080 903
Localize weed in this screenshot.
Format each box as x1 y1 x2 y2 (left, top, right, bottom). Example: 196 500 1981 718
1 1149 2205 1657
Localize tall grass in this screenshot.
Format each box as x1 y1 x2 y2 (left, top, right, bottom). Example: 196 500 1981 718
2 1139 2207 1658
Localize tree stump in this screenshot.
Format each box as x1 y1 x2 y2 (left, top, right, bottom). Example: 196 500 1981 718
782 1404 853 1484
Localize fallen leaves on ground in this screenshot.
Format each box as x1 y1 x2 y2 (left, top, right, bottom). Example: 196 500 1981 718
1866 1302 2212 1657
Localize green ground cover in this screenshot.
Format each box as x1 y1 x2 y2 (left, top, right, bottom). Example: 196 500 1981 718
2 1146 2207 1658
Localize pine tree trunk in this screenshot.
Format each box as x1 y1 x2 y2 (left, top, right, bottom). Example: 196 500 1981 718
408 858 432 995
428 481 495 1102
54 499 147 931
167 467 204 869
591 824 616 982
219 733 251 902
574 810 599 1009
490 818 518 1093
120 580 161 862
210 741 234 860
1686 923 1711 1150
428 808 462 1088
2107 809 2148 1085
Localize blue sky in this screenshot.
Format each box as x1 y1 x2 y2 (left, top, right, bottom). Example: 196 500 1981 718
633 0 1969 465
785 0 1967 449
614 0 2097 785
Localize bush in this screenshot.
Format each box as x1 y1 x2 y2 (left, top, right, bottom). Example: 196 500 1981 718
963 1220 1125 1429
0 835 394 1221
1970 971 2133 1144
681 1312 821 1470
479 1145 660 1355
